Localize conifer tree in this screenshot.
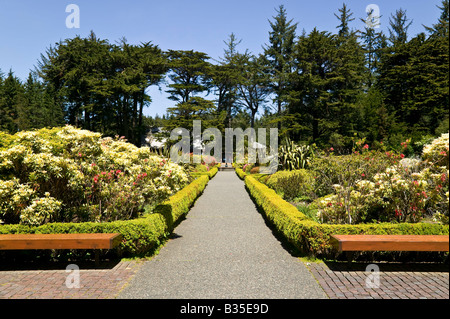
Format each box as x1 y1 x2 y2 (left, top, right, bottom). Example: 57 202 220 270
263 5 297 131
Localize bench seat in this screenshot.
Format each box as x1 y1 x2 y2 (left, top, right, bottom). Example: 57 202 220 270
0 233 122 250
330 235 449 252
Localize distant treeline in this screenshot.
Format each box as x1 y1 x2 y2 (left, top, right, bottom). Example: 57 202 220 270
1 1 448 151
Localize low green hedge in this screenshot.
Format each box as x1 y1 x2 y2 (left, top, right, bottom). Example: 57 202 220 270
235 167 247 180
0 175 210 258
191 165 219 179
244 175 449 260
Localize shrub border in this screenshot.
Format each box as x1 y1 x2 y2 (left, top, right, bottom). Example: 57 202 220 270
190 165 219 179
0 174 212 257
244 175 449 259
235 167 247 180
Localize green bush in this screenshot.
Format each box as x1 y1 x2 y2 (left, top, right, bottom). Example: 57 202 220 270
190 165 219 179
266 169 314 201
310 149 393 198
235 168 247 180
0 175 210 257
245 175 449 259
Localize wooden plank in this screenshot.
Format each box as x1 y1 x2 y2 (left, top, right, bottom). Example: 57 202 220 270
330 235 449 252
0 233 122 250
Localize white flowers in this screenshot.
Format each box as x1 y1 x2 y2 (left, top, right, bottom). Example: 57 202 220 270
20 193 62 226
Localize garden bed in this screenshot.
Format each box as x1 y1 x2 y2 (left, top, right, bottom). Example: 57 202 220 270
0 174 211 259
243 173 449 261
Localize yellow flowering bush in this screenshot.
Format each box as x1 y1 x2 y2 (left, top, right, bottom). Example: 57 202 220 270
0 126 189 225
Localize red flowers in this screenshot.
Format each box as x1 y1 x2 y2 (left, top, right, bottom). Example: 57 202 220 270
363 144 369 150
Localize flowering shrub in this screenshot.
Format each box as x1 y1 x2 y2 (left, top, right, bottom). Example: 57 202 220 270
314 134 449 225
0 126 189 225
310 147 394 198
422 133 449 168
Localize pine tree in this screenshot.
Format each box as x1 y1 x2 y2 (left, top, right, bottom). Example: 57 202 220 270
331 4 366 143
288 28 337 144
263 5 297 131
166 50 211 104
388 8 413 45
424 0 449 38
359 8 387 88
334 3 355 38
234 53 271 128
211 33 242 128
0 70 23 133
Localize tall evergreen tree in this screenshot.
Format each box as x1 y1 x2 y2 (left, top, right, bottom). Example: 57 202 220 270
16 73 64 130
329 4 366 144
234 53 271 128
388 8 413 45
211 33 242 128
424 0 449 38
288 28 337 143
263 5 297 131
334 3 355 38
0 70 23 133
359 8 387 88
165 50 211 104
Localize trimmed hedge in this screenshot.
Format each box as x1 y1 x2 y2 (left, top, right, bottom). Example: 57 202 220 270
191 165 219 179
0 174 210 257
235 168 247 180
244 175 449 259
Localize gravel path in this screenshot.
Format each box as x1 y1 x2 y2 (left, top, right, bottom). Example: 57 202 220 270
118 171 327 299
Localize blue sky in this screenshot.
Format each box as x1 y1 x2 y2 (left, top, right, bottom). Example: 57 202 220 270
0 0 444 117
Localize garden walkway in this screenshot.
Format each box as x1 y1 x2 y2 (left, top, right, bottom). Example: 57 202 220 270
0 171 448 299
118 170 327 299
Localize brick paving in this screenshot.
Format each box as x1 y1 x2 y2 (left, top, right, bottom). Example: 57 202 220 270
1 258 448 299
306 261 449 299
0 260 143 299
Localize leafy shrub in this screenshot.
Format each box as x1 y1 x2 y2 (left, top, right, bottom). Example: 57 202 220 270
278 138 315 171
194 164 209 173
266 169 314 201
235 168 247 180
310 148 393 198
0 126 189 225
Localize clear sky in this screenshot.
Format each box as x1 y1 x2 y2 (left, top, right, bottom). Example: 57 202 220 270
0 0 444 117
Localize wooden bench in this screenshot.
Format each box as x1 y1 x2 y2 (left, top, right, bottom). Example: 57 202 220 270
330 235 449 263
0 233 123 265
